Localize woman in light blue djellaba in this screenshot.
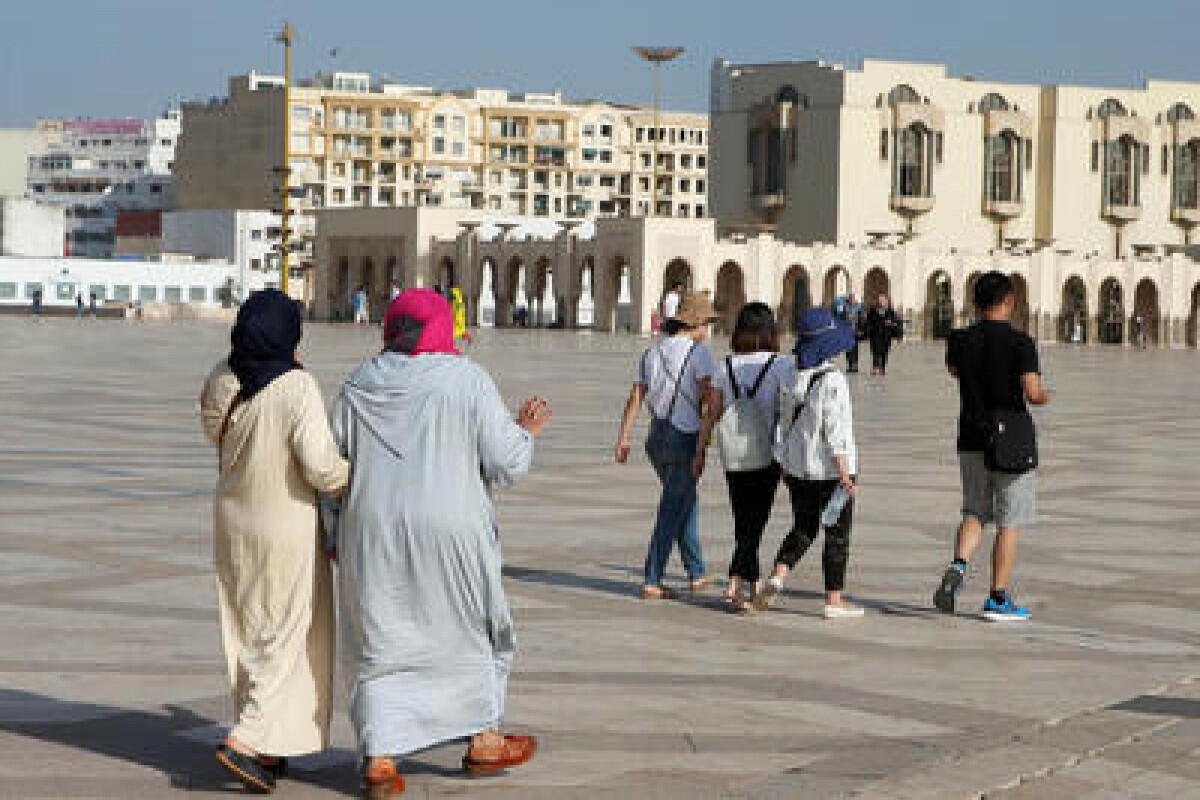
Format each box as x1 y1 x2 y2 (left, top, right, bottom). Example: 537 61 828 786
325 289 551 798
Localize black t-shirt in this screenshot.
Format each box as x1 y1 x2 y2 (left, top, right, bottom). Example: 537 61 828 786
946 320 1039 452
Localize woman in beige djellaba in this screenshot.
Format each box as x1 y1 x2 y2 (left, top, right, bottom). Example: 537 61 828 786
199 289 349 794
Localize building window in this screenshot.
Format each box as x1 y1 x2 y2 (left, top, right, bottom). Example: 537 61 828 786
600 123 613 138
1096 98 1128 119
889 84 920 105
432 137 445 155
979 93 1010 112
189 287 207 302
697 155 706 168
1025 139 1033 170
138 286 158 302
880 129 889 160
0 282 16 299
1104 135 1140 207
1142 143 1150 174
582 124 595 138
165 286 182 303
1091 142 1099 172
984 132 1022 203
599 149 612 163
250 258 262 271
451 115 466 134
113 285 131 302
24 282 42 299
583 148 597 162
894 124 933 198
935 132 944 163
452 141 465 157
1173 140 1200 210
88 284 106 301
433 114 446 130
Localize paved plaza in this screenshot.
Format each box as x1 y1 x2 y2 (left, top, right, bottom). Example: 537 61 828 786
2 317 1200 799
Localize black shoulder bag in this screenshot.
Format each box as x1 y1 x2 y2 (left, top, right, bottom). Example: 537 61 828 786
985 409 1038 474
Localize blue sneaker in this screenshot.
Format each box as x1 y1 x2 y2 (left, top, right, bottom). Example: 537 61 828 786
982 596 1030 622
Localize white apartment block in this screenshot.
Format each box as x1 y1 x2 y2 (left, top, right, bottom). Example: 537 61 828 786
26 113 180 259
711 58 1200 259
175 71 709 293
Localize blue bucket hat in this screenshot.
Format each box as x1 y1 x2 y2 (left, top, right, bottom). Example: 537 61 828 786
794 307 856 370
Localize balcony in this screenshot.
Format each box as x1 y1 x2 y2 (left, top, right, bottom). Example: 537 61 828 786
983 198 1023 218
890 194 935 214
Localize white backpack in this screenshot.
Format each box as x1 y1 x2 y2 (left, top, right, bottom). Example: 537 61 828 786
716 355 777 472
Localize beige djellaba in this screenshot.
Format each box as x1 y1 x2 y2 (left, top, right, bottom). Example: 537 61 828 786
199 362 349 756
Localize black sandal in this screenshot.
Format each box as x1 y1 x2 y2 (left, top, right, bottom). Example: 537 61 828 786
215 743 276 793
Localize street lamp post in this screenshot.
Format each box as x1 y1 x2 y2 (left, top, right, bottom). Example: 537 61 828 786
275 22 295 297
632 47 684 218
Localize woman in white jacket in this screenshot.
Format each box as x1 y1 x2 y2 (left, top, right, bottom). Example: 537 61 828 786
757 307 863 619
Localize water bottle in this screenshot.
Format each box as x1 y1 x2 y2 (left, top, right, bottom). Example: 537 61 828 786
821 485 851 527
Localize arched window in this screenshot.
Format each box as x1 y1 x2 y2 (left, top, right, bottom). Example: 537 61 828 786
1097 98 1128 118
1167 103 1196 123
894 123 931 198
888 84 920 105
1105 134 1140 207
979 93 1010 113
985 130 1022 202
1174 139 1200 210
775 85 801 106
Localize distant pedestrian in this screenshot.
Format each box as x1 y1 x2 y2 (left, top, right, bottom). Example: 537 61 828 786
388 280 401 302
353 285 370 325
713 303 790 612
615 291 722 599
835 292 864 373
757 307 863 619
450 287 471 345
76 292 84 320
1134 315 1147 349
31 288 42 317
89 292 98 319
933 271 1051 622
864 293 901 375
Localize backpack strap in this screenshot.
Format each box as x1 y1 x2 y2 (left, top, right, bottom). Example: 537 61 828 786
747 354 777 399
216 395 243 469
664 342 698 421
725 356 740 400
781 368 831 443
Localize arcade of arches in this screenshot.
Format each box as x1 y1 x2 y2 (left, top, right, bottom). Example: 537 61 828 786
312 211 1200 349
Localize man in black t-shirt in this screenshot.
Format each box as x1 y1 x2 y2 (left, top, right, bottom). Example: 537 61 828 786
933 271 1051 622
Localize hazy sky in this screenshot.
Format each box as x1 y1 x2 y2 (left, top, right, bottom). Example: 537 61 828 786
2 0 1196 126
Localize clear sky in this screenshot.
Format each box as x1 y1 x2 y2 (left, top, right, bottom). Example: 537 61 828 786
2 0 1196 126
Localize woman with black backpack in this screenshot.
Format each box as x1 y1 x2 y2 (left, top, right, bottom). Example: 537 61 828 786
713 303 791 613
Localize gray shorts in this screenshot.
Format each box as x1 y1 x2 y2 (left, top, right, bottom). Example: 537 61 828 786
959 452 1037 528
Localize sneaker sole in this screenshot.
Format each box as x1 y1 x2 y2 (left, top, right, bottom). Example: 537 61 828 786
982 612 1031 623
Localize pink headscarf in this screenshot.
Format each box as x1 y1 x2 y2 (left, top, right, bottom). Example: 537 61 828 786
382 289 459 356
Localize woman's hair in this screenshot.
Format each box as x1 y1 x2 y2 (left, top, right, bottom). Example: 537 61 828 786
730 302 779 354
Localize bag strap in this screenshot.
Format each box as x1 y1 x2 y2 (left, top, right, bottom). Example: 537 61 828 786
217 395 243 467
665 342 698 420
782 368 831 443
725 356 740 400
747 354 777 399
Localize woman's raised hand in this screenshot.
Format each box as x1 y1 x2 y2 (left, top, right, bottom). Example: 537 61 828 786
518 397 552 437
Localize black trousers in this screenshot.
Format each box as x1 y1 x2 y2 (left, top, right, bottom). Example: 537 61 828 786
869 339 891 373
773 476 854 592
724 464 781 583
846 341 860 371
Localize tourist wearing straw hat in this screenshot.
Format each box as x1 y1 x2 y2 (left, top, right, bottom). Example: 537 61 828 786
615 291 723 599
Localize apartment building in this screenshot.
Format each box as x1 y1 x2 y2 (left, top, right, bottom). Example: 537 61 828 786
25 113 180 258
711 58 1200 258
175 71 709 280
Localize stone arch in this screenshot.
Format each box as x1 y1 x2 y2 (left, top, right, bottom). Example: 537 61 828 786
822 265 850 306
714 261 746 334
1060 275 1088 343
600 255 635 333
502 256 529 327
663 257 693 294
361 257 377 322
334 256 351 321
478 257 497 327
924 270 954 339
532 256 554 327
438 257 456 291
779 264 811 333
864 267 891 307
576 255 596 328
1132 277 1161 347
962 271 983 325
1186 282 1200 348
1010 273 1030 334
1099 277 1125 344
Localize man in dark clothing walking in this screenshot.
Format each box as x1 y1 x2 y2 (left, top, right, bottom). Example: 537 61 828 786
933 271 1051 622
835 292 864 373
864 294 900 375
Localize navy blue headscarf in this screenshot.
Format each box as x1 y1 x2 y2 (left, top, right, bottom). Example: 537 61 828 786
228 289 303 401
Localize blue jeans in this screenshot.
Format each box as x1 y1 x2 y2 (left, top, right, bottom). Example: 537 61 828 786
644 417 705 586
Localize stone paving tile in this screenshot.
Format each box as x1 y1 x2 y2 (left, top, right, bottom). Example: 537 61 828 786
2 317 1200 797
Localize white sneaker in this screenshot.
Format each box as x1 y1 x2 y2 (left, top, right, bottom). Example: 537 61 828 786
754 576 784 611
824 603 865 619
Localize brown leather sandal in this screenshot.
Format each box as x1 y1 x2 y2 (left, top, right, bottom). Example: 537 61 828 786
462 734 538 776
362 757 405 798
